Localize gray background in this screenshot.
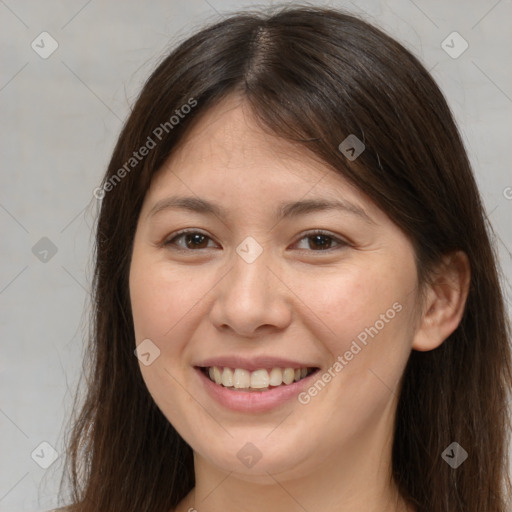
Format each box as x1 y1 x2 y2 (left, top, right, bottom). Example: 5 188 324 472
1 0 511 511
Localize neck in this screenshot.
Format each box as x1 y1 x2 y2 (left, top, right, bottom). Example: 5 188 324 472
173 392 415 512
175 423 413 512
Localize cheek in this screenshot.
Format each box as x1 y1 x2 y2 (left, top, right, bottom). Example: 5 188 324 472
298 261 416 348
295 258 418 417
129 267 170 342
129 252 200 431
335 264 416 382
292 265 416 439
129 254 206 343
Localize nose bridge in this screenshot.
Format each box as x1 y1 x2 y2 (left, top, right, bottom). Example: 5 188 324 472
210 236 291 335
229 237 273 306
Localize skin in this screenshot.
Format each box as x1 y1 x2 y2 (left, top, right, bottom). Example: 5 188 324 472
129 94 470 512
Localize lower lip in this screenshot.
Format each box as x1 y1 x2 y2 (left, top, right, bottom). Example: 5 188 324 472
195 367 319 413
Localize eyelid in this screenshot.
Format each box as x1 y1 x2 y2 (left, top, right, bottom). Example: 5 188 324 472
292 229 349 251
163 228 219 250
163 228 350 252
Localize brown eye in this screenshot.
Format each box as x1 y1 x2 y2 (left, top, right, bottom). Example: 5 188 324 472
294 231 348 252
165 230 216 250
306 234 335 250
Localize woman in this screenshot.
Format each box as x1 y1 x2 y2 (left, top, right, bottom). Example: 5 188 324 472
57 5 511 512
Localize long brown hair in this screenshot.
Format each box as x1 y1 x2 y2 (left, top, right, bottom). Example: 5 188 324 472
60 5 512 511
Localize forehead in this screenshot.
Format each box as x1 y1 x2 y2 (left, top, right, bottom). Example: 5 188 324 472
143 95 383 224
164 95 329 182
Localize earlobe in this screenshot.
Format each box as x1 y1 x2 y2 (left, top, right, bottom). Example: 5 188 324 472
412 251 471 352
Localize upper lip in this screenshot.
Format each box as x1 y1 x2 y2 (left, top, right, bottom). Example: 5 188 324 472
195 356 319 372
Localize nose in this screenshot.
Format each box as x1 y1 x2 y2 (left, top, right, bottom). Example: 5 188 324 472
209 246 292 338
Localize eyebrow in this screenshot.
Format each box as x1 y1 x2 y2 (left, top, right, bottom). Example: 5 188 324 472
147 195 374 224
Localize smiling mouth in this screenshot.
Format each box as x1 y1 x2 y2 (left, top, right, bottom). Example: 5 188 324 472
198 366 318 392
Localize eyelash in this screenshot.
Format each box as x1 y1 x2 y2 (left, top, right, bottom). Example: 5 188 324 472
163 229 349 253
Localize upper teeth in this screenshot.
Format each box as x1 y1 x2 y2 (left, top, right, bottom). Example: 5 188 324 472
207 366 311 389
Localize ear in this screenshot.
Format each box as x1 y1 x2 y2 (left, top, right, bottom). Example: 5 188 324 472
412 251 471 352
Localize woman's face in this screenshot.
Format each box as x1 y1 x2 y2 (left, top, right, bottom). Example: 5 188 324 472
129 95 422 481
